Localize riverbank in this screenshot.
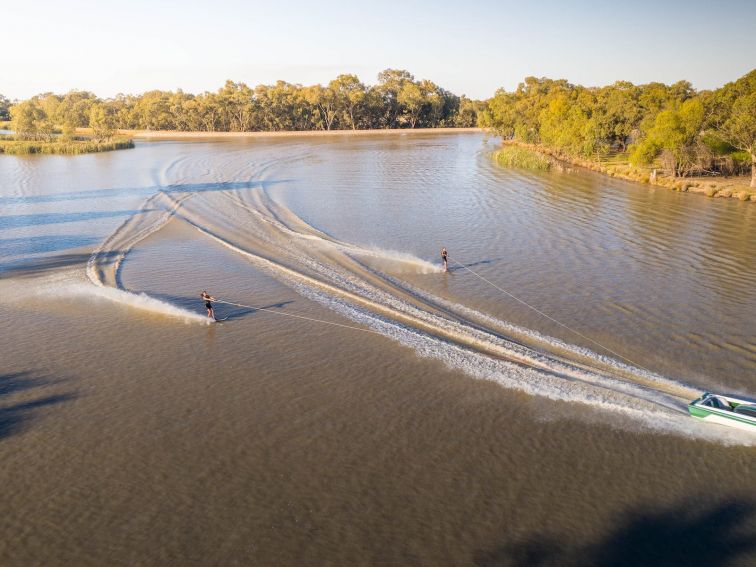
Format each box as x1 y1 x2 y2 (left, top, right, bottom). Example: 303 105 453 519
499 141 756 202
76 127 484 139
0 136 134 155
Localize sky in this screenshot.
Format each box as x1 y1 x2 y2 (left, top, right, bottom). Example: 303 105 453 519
2 0 755 100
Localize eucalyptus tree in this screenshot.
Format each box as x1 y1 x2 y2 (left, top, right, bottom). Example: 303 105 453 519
375 69 414 128
217 81 254 131
707 70 756 186
89 103 117 141
630 98 705 176
56 91 99 127
304 84 338 130
329 74 366 130
10 99 47 140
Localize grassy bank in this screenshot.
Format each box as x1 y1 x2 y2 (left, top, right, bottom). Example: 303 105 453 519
0 136 134 155
492 145 551 171
496 141 756 202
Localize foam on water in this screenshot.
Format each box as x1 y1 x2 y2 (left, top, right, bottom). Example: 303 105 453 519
220 191 443 274
380 273 701 400
61 282 210 324
346 247 443 274
295 284 756 447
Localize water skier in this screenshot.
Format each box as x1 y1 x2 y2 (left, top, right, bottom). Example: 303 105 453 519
441 247 448 272
201 291 216 320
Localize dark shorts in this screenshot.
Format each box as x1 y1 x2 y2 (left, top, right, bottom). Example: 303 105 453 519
205 302 213 309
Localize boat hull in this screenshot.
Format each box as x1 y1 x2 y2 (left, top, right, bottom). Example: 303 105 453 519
688 393 756 432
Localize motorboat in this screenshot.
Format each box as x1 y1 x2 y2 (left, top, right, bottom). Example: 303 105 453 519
688 393 756 432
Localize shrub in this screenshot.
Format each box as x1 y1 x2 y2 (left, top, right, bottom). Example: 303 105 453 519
493 146 551 171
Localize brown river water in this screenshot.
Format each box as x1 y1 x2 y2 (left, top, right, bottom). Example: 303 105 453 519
1 132 755 566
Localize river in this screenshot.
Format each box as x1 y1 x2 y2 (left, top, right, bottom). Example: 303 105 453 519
1 132 754 565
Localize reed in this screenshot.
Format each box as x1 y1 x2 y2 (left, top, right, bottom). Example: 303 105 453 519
0 136 134 155
493 145 551 171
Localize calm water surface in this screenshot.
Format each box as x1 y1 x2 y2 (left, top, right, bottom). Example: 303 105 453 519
1 133 754 566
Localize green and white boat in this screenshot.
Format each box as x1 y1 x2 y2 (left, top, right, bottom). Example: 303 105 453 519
688 393 756 432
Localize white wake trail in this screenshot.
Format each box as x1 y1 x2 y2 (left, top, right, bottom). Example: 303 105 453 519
84 191 210 324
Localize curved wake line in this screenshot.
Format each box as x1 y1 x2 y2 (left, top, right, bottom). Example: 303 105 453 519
378 272 701 401
297 287 756 446
85 191 209 324
222 191 443 274
64 283 210 324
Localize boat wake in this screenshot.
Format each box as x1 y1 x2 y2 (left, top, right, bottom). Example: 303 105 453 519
80 166 753 444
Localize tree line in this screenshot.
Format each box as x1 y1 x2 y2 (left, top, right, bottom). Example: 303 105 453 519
481 70 755 186
4 68 753 186
4 70 482 142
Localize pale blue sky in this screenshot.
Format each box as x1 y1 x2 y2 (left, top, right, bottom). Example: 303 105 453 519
3 0 754 100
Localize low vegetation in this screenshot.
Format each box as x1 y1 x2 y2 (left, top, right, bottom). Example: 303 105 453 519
493 145 551 171
0 136 134 155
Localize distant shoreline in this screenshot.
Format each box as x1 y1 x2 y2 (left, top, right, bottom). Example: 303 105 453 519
76 127 485 140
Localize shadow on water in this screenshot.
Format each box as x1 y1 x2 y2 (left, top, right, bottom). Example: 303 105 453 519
474 498 756 567
147 292 295 321
0 209 145 230
447 257 505 273
0 372 77 441
218 300 295 321
0 235 98 257
0 179 292 206
0 250 123 279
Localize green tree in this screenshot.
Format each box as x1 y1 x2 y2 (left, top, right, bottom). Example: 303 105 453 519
10 99 52 141
593 81 642 151
218 81 254 131
456 96 484 127
708 70 756 186
330 74 365 130
133 91 175 130
398 82 424 128
630 99 705 176
57 91 98 127
375 69 414 128
718 93 756 187
89 103 116 141
304 84 338 130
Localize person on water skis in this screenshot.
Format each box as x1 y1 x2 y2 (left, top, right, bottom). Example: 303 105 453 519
201 291 216 320
441 247 449 272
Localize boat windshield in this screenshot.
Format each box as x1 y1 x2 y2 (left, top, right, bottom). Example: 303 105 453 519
702 396 732 411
